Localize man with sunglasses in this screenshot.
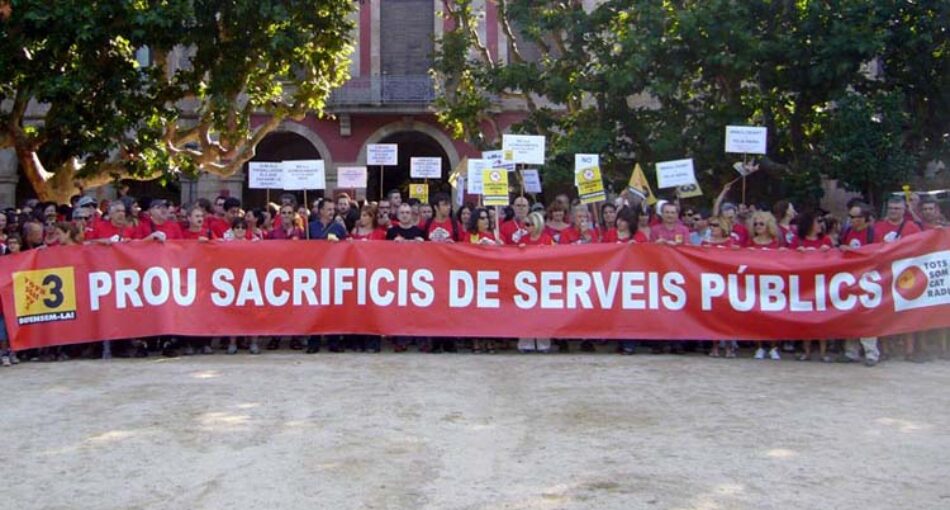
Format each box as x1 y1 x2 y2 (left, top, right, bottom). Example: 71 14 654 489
267 205 304 240
840 202 875 250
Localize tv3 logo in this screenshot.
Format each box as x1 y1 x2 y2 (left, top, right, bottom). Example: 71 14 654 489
13 267 77 317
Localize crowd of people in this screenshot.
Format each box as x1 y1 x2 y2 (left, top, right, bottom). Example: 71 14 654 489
1 181 947 368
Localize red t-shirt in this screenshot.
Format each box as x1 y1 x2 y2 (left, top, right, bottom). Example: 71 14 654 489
545 225 574 244
922 220 947 230
650 223 690 244
350 228 387 241
841 226 874 249
205 216 230 239
521 232 555 246
134 218 183 240
603 228 648 243
730 223 750 246
794 236 833 250
469 231 498 244
747 238 782 249
86 220 136 241
426 218 461 242
778 224 797 247
556 226 582 245
873 219 922 243
701 238 735 248
267 225 304 240
181 227 214 240
500 219 528 245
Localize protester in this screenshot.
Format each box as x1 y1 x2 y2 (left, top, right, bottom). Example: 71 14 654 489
875 196 922 243
747 211 782 249
701 217 734 248
267 204 305 240
544 202 573 243
500 197 530 245
794 211 833 251
772 200 798 247
425 193 462 242
387 204 426 242
518 211 555 246
181 205 213 240
351 204 386 240
601 203 618 231
468 207 500 245
136 199 183 241
920 196 947 229
650 202 689 246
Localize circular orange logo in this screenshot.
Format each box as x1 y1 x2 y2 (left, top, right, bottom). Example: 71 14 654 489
895 266 928 301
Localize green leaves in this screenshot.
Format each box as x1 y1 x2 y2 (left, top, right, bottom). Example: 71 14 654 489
434 0 946 206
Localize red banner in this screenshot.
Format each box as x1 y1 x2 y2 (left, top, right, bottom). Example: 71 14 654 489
2 230 950 350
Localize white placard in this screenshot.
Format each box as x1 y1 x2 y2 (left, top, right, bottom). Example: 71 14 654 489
455 177 465 207
337 166 367 189
725 126 767 154
410 157 442 179
655 159 697 189
467 159 489 194
522 169 542 193
483 150 516 172
574 154 599 184
248 162 283 189
367 144 398 166
282 160 326 190
502 134 546 165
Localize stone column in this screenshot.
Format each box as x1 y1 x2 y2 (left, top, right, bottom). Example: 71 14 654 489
0 149 20 208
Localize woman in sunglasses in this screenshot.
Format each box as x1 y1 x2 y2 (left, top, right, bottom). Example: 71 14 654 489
519 211 555 246
747 212 782 249
467 207 500 245
701 217 735 248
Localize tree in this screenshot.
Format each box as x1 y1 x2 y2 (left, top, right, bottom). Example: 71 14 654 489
433 0 946 207
0 1 354 203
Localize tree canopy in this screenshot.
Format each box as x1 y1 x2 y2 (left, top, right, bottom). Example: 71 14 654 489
0 1 354 202
433 0 948 207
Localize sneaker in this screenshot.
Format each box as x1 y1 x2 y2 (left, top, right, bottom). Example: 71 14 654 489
227 344 238 355
769 347 781 360
182 345 195 356
821 355 835 363
9 352 19 364
1 354 10 367
865 358 879 367
725 349 737 359
754 348 766 359
249 343 260 355
796 353 810 361
201 346 214 355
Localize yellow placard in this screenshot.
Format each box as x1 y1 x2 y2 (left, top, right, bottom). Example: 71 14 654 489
675 182 704 199
409 183 428 204
482 168 510 206
13 267 78 325
628 163 657 205
576 166 606 204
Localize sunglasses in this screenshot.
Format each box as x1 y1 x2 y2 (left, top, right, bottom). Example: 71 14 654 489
233 226 246 230
280 211 294 216
75 216 91 221
478 216 489 220
709 222 721 227
753 222 766 226
849 215 863 219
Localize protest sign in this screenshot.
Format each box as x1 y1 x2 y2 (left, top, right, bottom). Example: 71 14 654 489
410 157 442 179
482 169 510 206
282 160 325 190
576 166 606 204
367 144 398 166
502 134 546 165
522 169 543 194
248 162 283 189
656 159 697 189
5 231 950 349
483 150 516 172
409 183 428 204
725 126 768 154
676 182 704 199
467 159 489 195
628 163 657 205
337 166 367 189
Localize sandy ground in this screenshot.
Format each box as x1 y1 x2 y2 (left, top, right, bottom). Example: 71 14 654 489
2 350 949 510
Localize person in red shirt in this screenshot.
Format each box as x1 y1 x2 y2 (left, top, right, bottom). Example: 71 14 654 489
519 211 555 246
746 211 782 250
772 199 798 247
650 202 690 245
793 211 833 251
600 203 618 232
425 193 462 242
135 199 183 241
500 196 530 245
564 204 600 244
873 196 925 362
874 196 922 243
840 203 875 250
267 205 305 240
544 202 573 244
181 205 214 241
468 207 500 245
351 204 387 241
701 217 735 248
194 197 229 238
604 206 649 243
920 196 947 230
86 202 137 244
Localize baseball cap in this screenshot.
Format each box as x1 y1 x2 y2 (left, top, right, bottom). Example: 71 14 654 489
149 199 169 209
77 196 97 208
721 202 737 212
